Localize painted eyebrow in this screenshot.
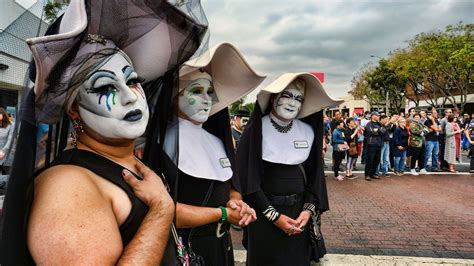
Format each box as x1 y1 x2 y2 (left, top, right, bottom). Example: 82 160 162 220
281 91 294 97
189 82 204 88
87 70 117 87
122 65 135 80
188 78 213 88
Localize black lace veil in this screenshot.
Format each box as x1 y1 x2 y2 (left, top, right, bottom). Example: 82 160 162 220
0 1 209 264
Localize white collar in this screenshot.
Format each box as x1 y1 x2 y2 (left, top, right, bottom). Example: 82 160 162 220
262 115 314 165
164 118 233 182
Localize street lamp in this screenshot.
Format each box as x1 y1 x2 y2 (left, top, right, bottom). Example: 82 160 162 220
370 55 389 113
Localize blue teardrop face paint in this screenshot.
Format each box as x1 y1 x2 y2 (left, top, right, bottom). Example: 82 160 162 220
76 53 149 140
97 90 116 112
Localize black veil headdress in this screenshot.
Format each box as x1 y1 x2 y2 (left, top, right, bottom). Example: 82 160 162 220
0 0 208 264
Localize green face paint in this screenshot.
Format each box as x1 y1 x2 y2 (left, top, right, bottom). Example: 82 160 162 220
188 97 196 105
112 90 116 105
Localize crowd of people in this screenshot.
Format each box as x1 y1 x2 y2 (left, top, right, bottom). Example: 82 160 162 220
0 1 338 265
326 107 474 181
2 1 470 265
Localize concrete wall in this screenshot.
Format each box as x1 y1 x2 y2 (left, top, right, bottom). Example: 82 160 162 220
331 96 371 116
1 0 47 108
0 53 29 90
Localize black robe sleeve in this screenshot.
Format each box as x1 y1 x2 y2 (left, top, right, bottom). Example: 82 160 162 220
235 103 264 196
244 191 271 213
301 111 329 212
236 104 275 213
203 107 240 192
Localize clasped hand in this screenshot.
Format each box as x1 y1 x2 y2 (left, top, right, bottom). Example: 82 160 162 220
226 199 257 226
274 210 312 236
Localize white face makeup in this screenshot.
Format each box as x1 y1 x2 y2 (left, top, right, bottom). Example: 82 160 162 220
241 117 249 128
178 78 214 124
273 85 305 121
77 53 149 140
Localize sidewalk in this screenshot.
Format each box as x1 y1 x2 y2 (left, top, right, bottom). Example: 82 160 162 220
323 146 473 174
233 250 474 265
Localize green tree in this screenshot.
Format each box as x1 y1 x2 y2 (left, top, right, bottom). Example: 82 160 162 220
388 48 424 107
368 59 407 114
228 96 256 117
228 97 245 115
349 63 384 107
354 22 473 113
400 22 473 112
242 102 255 114
44 1 64 23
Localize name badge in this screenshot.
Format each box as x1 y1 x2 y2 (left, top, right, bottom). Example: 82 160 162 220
294 140 309 149
219 158 231 168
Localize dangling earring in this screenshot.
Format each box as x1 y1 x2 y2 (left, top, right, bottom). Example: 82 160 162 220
70 118 84 148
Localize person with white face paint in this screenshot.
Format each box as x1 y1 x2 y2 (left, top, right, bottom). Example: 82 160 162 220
0 0 209 264
177 76 214 123
74 53 150 141
236 73 343 265
272 83 305 122
161 43 265 266
27 45 177 265
231 109 251 148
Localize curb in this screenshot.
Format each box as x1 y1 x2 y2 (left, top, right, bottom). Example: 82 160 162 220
234 250 474 265
323 170 472 175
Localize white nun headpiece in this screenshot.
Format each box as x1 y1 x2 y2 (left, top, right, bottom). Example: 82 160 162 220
179 42 266 116
257 72 343 118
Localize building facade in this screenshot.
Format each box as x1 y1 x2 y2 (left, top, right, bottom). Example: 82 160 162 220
0 0 49 117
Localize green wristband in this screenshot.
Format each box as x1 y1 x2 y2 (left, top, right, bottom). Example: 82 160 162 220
219 206 227 223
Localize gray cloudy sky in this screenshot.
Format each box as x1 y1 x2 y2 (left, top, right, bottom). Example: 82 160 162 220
201 0 473 100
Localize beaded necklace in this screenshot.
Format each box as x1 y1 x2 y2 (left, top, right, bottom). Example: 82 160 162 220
270 116 293 133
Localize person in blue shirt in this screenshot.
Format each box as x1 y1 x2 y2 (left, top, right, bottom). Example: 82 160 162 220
332 120 347 181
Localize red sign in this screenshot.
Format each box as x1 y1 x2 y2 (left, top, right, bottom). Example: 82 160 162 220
311 72 324 83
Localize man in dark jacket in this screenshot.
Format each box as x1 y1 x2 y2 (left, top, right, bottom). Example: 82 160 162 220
231 109 250 148
376 115 391 177
360 111 371 164
387 115 399 170
330 110 342 132
364 111 386 181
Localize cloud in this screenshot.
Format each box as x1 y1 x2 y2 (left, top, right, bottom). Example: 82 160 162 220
201 0 474 101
